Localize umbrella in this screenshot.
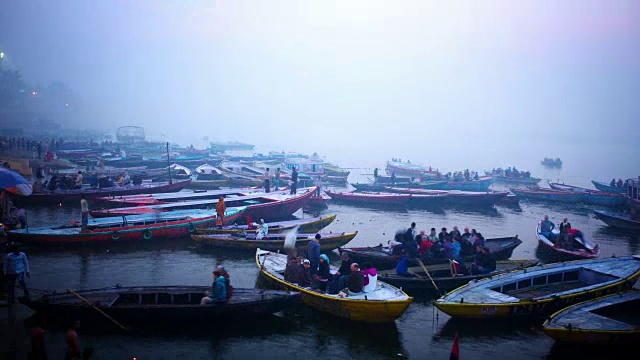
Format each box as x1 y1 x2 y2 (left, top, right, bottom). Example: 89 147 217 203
0 167 32 196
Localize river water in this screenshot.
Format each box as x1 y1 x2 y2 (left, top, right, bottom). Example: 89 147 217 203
11 163 640 360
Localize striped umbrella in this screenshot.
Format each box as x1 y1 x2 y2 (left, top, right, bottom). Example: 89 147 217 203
0 167 32 196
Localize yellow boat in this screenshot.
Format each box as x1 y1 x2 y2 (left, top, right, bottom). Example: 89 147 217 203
543 290 640 345
256 249 413 322
194 214 337 235
434 255 640 319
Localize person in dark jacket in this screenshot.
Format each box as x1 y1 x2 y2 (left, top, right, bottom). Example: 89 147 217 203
298 259 312 287
313 254 331 292
341 263 364 295
306 234 321 276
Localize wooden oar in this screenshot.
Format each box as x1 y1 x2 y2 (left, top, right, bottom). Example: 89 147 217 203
66 289 128 331
416 259 442 295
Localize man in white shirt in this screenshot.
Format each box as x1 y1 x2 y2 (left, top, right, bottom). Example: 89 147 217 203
80 195 89 231
4 244 30 302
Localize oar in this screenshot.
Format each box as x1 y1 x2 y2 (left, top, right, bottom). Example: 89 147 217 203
416 259 442 295
66 289 129 331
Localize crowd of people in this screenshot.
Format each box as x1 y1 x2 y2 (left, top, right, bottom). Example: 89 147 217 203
391 222 496 276
489 167 532 179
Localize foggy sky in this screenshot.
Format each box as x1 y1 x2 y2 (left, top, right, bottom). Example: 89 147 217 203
1 0 639 169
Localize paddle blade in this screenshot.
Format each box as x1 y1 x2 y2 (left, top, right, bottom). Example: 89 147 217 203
284 225 300 249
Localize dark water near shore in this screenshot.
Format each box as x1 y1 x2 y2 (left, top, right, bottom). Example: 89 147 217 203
9 164 640 359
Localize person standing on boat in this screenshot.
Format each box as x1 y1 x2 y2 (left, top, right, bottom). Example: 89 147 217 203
391 172 396 185
215 196 226 229
373 168 379 179
556 218 571 247
4 244 30 304
80 195 89 232
306 234 321 276
264 168 271 193
290 167 298 195
540 215 555 239
274 168 281 190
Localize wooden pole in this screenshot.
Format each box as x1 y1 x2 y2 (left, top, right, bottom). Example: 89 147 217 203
416 259 442 295
66 289 128 331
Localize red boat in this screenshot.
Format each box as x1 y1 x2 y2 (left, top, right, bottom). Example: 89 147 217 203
23 180 192 206
90 187 318 222
7 207 246 245
324 190 411 206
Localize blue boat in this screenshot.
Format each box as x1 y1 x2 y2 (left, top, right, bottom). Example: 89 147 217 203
593 210 640 230
422 176 494 191
548 183 626 207
510 188 584 204
592 180 626 194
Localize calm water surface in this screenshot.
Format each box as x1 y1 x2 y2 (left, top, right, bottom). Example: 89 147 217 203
14 165 640 359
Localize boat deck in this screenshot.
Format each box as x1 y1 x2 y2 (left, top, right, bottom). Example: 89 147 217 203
506 280 589 299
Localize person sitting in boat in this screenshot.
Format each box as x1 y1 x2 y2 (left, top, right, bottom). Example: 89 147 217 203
312 254 331 292
339 263 364 296
200 270 227 305
396 256 415 277
284 256 303 283
450 226 461 239
438 227 448 242
610 178 616 187
256 219 269 240
216 265 233 300
361 262 378 293
426 228 438 242
418 231 433 257
473 172 479 180
471 246 495 275
451 236 463 261
616 178 624 187
298 259 312 287
328 253 353 294
540 215 555 239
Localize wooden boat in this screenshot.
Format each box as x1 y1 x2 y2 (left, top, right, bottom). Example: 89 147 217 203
94 187 266 206
324 190 411 206
542 290 640 345
305 194 330 210
24 180 192 205
422 176 495 192
548 183 626 207
536 222 600 260
338 236 522 270
256 249 413 322
195 163 224 180
593 210 640 230
434 255 640 319
193 231 357 252
90 187 317 222
195 214 337 235
378 260 539 295
19 286 299 328
541 157 562 168
7 207 246 245
384 187 507 207
511 188 585 204
486 172 541 185
385 160 440 179
592 180 626 194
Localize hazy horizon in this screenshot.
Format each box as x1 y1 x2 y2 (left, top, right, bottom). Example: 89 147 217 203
1 1 639 173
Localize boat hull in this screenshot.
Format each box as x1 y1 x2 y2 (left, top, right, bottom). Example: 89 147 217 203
193 231 357 252
195 214 336 235
422 177 494 191
593 210 640 230
256 250 413 323
24 180 192 205
543 291 640 345
325 190 411 206
592 181 626 194
339 236 522 271
19 287 299 329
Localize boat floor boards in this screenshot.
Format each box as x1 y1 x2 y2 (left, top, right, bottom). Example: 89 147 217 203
505 280 589 299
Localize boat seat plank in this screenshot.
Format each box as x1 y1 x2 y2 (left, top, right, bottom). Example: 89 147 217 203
506 280 588 299
553 309 636 331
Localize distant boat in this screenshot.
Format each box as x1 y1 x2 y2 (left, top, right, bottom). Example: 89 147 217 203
592 180 626 194
209 141 255 152
541 157 562 168
593 210 640 230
